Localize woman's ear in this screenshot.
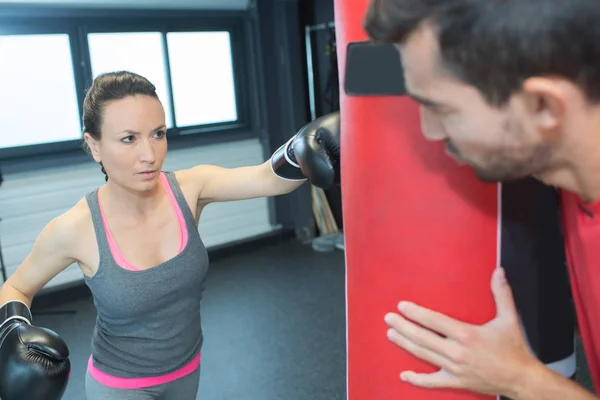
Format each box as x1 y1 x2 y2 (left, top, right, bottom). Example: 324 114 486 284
83 132 102 163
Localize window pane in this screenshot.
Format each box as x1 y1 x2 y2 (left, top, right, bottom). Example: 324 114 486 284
0 34 81 149
87 32 173 128
167 31 238 127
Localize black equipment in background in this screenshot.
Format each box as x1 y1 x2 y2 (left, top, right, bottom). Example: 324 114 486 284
304 21 344 251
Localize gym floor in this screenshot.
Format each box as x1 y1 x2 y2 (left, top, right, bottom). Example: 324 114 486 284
32 238 592 400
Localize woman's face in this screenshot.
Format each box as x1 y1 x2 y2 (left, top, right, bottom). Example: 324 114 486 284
87 95 168 192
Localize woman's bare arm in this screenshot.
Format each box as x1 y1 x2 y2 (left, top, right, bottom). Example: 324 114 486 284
0 209 80 307
186 160 305 204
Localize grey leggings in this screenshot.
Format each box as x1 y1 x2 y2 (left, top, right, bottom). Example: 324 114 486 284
85 366 200 400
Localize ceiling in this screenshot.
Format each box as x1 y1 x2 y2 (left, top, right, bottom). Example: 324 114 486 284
0 0 251 10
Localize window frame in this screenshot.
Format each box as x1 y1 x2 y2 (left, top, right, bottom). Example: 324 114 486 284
0 7 253 162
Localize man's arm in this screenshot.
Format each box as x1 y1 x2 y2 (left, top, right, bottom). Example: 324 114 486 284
507 363 597 400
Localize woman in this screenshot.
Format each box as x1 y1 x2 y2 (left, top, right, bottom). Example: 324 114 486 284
0 71 340 400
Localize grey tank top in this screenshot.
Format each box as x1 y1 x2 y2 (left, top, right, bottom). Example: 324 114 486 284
83 171 209 378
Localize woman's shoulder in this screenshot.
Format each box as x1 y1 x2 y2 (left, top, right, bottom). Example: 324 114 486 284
49 197 94 245
170 168 191 184
24 197 94 268
170 168 202 197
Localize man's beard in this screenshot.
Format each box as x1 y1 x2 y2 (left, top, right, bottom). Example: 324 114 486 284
471 145 554 183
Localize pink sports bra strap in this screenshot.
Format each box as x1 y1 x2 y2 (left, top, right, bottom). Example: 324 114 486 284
97 172 188 271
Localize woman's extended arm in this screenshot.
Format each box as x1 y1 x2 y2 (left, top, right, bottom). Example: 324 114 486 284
186 112 341 204
185 160 302 204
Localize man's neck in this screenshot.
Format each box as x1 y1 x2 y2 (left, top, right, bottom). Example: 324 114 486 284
536 131 600 203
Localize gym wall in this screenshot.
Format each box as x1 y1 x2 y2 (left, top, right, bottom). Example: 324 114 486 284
0 0 315 291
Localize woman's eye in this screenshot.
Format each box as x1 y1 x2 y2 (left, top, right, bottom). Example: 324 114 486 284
154 130 166 139
121 135 135 143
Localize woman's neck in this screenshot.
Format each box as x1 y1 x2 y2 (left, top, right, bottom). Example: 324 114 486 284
101 179 165 219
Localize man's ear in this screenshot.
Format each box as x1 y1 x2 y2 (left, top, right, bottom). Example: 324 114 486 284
520 77 567 133
83 132 102 163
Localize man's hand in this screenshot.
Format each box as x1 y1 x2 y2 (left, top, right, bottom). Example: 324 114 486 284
384 267 540 397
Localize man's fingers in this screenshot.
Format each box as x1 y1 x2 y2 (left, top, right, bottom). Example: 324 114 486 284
400 369 462 390
387 328 455 372
385 313 463 363
397 301 470 340
491 267 518 322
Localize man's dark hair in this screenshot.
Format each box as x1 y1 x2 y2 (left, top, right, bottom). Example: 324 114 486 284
364 0 600 106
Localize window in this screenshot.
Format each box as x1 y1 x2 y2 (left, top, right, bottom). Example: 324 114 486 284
87 32 174 128
166 31 238 127
0 34 81 149
0 10 249 161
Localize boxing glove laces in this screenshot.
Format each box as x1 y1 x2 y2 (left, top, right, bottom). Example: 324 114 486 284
0 300 70 400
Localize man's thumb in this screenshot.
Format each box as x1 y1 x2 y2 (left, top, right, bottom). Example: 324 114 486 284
492 267 517 320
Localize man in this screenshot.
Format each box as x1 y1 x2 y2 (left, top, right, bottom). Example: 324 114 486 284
363 0 600 399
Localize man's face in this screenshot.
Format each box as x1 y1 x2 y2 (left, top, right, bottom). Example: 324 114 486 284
395 24 556 182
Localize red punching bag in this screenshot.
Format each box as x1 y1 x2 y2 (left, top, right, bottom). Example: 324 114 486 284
335 0 500 399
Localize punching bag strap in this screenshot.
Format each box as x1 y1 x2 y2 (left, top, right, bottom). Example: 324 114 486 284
344 40 407 96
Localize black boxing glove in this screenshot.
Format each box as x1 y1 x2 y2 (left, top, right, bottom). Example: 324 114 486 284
0 300 70 400
271 112 341 189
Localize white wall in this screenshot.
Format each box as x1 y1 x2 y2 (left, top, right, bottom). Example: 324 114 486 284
0 0 250 10
0 139 277 292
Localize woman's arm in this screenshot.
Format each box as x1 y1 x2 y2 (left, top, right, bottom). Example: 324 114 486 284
0 209 76 400
187 112 341 204
0 211 78 307
189 160 304 204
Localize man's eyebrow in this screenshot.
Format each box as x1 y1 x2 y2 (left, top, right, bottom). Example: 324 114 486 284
406 92 442 108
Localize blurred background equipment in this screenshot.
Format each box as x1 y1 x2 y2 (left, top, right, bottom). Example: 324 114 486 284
304 20 344 252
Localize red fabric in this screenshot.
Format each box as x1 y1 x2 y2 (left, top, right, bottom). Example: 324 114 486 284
560 190 600 392
335 0 498 398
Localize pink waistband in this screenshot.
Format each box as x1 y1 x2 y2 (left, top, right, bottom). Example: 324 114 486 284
97 172 188 271
87 353 201 389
